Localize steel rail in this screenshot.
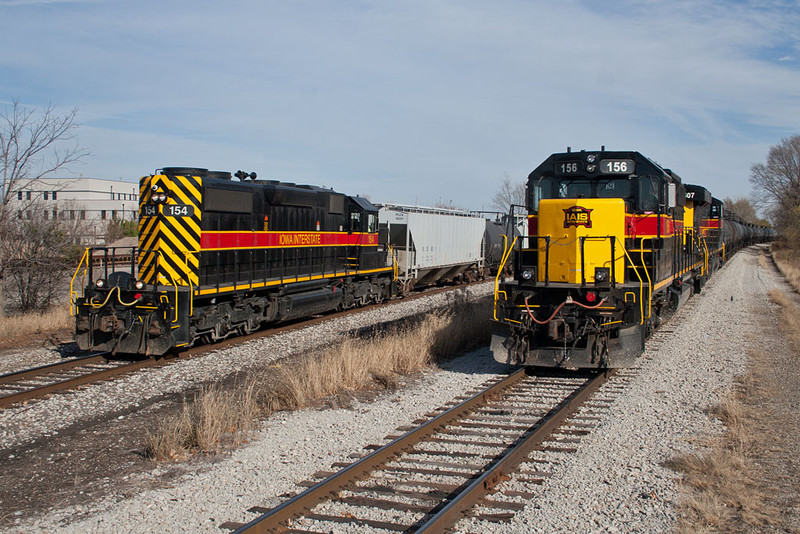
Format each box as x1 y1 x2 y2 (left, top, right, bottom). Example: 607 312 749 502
0 282 489 410
232 367 530 534
414 369 613 533
0 353 110 385
0 358 161 409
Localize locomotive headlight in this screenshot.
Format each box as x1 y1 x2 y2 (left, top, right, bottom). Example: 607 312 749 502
95 279 106 288
520 269 534 281
134 280 145 290
586 154 597 163
157 192 167 202
586 164 597 172
594 267 610 284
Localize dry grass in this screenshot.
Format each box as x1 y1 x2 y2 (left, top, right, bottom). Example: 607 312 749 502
768 289 800 351
771 247 800 293
668 376 778 533
147 381 260 461
0 307 72 343
147 299 491 461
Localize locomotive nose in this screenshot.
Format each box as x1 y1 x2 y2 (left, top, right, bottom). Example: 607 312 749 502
536 198 626 284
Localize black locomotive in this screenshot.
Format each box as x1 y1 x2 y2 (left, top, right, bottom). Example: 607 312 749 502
491 149 773 368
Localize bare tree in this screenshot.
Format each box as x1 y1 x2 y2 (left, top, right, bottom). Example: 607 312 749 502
750 135 800 215
723 197 760 224
3 202 86 311
750 135 800 247
491 173 525 214
0 99 88 312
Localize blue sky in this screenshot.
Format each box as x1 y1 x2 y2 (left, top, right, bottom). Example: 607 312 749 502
1 0 798 210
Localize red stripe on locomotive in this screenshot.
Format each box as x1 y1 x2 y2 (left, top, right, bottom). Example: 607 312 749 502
200 231 379 250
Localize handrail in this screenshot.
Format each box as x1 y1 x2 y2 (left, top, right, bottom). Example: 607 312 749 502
578 235 622 287
620 242 645 325
493 234 517 321
639 237 652 320
388 245 399 281
156 250 181 323
69 247 91 316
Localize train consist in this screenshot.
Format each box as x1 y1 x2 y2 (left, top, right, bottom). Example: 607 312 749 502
72 168 510 355
491 149 773 369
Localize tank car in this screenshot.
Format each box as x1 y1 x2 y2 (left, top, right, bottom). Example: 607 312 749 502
73 167 394 356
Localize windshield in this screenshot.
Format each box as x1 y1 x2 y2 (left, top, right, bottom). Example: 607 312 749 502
530 176 635 211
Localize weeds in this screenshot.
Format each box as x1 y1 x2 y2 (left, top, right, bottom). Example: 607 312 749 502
147 299 491 461
0 307 71 344
668 377 777 533
771 247 800 293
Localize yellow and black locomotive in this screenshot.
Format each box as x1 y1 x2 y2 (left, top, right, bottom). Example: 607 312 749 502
73 167 393 355
491 148 766 368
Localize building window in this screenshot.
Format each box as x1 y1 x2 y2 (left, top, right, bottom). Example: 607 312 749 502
43 191 49 200
101 210 106 220
17 191 22 200
18 210 23 219
52 191 57 200
80 210 86 220
112 210 118 219
26 191 31 200
44 211 49 220
70 210 75 220
52 210 57 220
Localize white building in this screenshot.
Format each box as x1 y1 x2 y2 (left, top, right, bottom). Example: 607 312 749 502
9 177 139 244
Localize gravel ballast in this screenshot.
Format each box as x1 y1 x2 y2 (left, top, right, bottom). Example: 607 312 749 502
4 247 786 532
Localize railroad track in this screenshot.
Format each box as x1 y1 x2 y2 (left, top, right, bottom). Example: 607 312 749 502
221 367 621 533
0 282 490 410
0 354 163 409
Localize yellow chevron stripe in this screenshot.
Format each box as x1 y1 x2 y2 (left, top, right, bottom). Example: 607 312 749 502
160 218 200 262
175 175 201 201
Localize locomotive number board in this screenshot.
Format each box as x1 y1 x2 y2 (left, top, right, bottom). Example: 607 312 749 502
139 204 195 217
599 159 634 174
554 160 581 176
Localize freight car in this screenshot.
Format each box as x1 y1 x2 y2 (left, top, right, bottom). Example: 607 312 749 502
72 167 508 356
491 149 773 369
379 204 490 292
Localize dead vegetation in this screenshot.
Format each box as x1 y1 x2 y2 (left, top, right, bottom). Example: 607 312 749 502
668 377 777 533
147 299 491 461
670 281 800 533
0 306 72 345
771 247 800 293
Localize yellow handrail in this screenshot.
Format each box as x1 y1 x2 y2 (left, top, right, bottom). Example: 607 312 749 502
493 234 517 321
69 247 91 316
638 238 652 320
620 242 645 325
388 245 399 281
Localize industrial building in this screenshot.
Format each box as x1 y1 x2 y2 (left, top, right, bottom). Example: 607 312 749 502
9 177 139 244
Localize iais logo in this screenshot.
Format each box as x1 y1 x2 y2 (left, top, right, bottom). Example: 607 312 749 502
563 206 593 228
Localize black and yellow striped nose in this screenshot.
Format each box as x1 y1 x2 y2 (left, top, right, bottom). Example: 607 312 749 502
138 172 202 288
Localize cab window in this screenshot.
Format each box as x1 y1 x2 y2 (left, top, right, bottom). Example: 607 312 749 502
350 211 362 232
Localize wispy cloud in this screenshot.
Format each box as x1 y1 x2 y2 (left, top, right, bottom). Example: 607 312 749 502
1 0 798 206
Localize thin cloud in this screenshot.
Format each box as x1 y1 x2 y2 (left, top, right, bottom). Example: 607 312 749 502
0 0 797 206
